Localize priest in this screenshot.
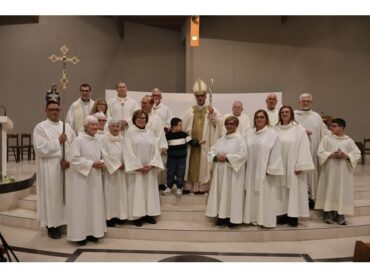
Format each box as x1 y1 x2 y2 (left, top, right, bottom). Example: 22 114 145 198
294 93 328 207
67 115 106 245
65 83 95 135
181 79 223 194
33 101 75 239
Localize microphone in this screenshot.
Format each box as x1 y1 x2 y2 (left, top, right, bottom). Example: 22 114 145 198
0 105 6 116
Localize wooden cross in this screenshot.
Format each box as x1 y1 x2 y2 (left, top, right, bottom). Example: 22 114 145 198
48 45 80 204
48 45 80 91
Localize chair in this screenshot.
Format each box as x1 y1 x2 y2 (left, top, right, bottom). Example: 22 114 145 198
7 134 20 162
353 241 370 262
20 133 35 160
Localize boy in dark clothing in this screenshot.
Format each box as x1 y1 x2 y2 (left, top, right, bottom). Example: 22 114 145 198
164 117 205 195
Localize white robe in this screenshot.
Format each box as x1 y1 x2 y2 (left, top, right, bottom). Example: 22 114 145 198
123 126 164 220
315 133 361 215
181 105 223 184
33 119 75 228
153 102 173 129
206 133 248 224
100 133 128 220
294 109 328 200
66 98 95 135
107 95 139 123
274 123 315 218
147 112 168 151
243 126 284 228
222 113 250 136
266 108 279 126
67 133 106 241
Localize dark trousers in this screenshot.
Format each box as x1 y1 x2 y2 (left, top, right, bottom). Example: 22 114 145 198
167 156 186 189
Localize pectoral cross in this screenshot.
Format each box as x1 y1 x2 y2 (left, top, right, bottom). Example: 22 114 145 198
48 45 80 204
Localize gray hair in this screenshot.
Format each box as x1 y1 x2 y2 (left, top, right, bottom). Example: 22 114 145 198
266 93 277 100
94 112 107 120
83 115 98 127
299 93 313 101
232 100 243 108
108 118 121 126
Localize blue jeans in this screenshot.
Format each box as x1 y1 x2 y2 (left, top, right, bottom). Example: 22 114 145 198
167 156 186 189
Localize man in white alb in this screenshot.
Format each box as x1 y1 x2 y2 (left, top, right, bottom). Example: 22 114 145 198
33 101 75 239
265 93 279 126
106 81 139 133
294 93 328 208
66 83 95 135
222 100 250 136
151 88 173 131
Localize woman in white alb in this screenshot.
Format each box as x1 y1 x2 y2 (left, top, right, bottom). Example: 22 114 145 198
123 110 164 227
206 116 248 227
243 109 284 228
274 106 315 227
100 118 128 227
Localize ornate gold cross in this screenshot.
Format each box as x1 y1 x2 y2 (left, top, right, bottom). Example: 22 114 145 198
48 45 80 91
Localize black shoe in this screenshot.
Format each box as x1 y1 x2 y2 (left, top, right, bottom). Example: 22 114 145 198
276 214 288 225
158 184 167 191
143 215 157 224
287 217 298 227
309 199 315 210
182 190 191 194
133 218 143 227
215 218 227 226
77 239 87 245
47 227 61 240
114 218 126 225
106 219 116 227
226 218 236 228
87 236 99 242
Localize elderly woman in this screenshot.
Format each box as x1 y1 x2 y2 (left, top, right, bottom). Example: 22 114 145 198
206 116 248 227
274 106 314 227
94 112 107 142
243 109 284 228
67 115 106 245
123 110 164 226
100 118 128 227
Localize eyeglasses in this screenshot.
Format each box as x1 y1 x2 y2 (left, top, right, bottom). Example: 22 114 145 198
255 116 266 119
47 108 60 112
136 117 146 120
80 89 90 92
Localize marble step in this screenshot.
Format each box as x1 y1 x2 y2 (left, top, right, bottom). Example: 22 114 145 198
18 194 37 211
0 208 39 230
354 189 370 200
106 215 370 242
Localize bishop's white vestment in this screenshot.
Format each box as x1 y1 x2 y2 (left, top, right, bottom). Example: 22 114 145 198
67 132 106 241
315 133 361 215
123 126 164 220
206 133 248 224
274 123 315 218
181 105 223 186
33 119 75 228
243 126 284 228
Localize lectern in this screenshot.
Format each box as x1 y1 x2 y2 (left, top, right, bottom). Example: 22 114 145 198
0 116 14 177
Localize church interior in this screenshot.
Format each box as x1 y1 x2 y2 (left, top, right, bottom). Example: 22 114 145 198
1 12 370 265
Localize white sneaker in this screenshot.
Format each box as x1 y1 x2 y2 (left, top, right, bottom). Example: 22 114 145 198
163 187 172 195
176 188 183 195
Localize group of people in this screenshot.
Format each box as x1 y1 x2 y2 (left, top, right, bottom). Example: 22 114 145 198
33 80 361 245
